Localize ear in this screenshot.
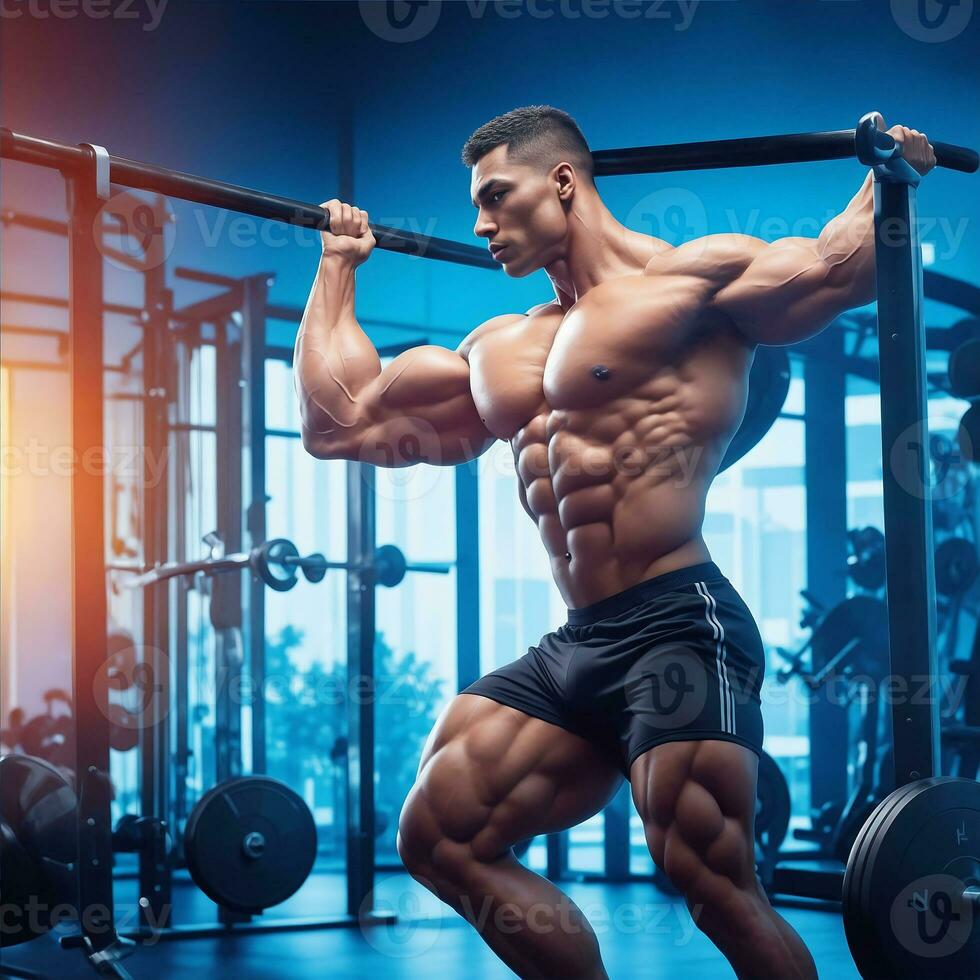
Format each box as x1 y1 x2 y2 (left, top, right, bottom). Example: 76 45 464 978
553 162 576 201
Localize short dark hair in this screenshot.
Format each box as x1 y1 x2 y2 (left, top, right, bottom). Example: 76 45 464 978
461 105 594 184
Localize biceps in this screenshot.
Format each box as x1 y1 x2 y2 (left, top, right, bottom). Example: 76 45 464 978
713 238 845 345
346 346 496 466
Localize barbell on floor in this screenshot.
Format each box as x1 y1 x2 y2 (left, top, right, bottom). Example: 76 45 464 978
119 537 451 592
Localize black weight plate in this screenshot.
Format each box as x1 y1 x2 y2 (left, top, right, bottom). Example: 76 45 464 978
844 777 946 978
374 544 407 588
257 539 300 593
844 777 980 979
719 346 790 473
301 552 328 584
843 777 920 979
184 776 316 914
0 819 55 946
935 537 978 598
0 754 78 946
811 596 889 682
755 751 790 857
847 527 886 591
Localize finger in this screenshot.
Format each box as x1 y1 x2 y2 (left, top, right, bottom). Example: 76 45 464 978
359 208 370 234
318 199 337 232
341 202 353 232
325 199 343 233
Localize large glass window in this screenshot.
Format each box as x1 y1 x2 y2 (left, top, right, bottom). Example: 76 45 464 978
374 353 459 866
256 358 350 920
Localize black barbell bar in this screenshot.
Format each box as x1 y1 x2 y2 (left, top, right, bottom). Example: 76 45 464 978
0 128 498 270
280 542 451 589
122 537 450 592
592 112 977 177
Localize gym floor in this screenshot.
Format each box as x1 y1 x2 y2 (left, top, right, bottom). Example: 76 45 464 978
8 874 859 979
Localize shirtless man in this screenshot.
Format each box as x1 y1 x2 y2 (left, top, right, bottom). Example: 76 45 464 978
294 106 936 979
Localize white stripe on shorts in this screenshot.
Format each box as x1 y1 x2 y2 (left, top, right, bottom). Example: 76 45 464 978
695 581 736 735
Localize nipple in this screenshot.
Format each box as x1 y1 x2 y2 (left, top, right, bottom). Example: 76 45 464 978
591 364 611 380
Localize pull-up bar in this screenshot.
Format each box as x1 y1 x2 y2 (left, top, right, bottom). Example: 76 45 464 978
0 128 499 270
3 117 975 277
593 122 978 175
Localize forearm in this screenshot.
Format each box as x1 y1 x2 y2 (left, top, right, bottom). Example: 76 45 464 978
293 256 383 444
815 170 876 305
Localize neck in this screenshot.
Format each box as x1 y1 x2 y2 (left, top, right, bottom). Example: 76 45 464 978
544 191 664 310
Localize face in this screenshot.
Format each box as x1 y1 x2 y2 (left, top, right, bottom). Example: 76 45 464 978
470 145 573 277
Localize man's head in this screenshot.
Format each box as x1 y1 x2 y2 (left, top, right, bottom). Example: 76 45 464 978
462 105 595 277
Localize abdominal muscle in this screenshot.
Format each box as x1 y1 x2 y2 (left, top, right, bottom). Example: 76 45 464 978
510 353 749 609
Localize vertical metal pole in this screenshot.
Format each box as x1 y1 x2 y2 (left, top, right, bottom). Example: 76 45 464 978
213 315 244 787
804 334 849 810
172 337 191 831
138 247 173 929
455 462 481 690
211 312 248 926
66 163 119 956
336 95 378 917
546 833 567 881
346 460 376 916
242 274 269 776
873 175 941 783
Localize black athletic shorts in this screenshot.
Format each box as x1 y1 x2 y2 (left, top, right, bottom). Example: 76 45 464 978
462 561 765 779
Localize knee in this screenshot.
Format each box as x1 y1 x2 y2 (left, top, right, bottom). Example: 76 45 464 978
396 784 439 876
396 771 494 885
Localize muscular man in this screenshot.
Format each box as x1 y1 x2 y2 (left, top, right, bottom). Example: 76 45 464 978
294 106 936 979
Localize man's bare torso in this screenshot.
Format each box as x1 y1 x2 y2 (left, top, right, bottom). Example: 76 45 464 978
463 254 756 608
